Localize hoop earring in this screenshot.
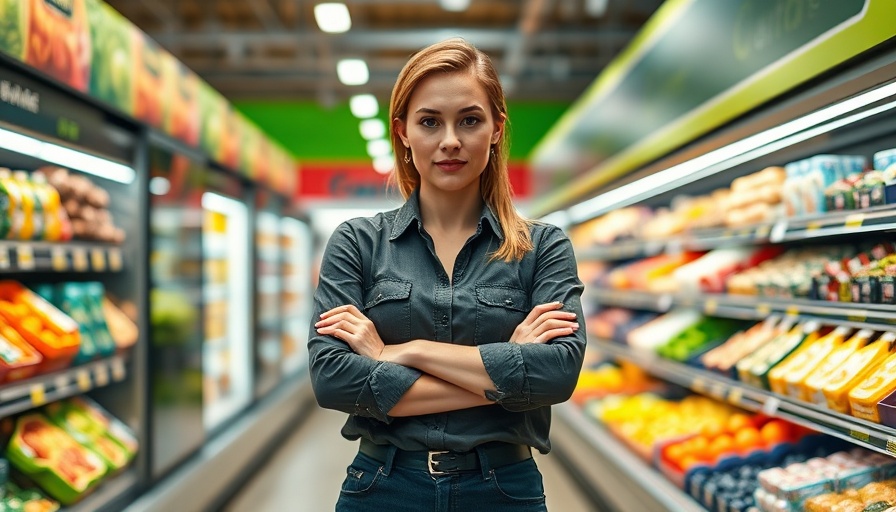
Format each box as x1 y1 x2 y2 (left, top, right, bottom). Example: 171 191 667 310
404 149 411 164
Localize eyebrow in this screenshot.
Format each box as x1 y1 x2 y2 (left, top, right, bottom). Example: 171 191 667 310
415 105 485 114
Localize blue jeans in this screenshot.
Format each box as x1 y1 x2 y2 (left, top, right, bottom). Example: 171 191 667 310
335 445 548 512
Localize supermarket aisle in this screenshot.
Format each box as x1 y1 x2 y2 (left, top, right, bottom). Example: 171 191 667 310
224 406 598 512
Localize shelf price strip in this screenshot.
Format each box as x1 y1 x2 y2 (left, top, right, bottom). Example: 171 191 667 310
845 214 865 229
887 437 896 457
108 247 123 271
94 364 110 387
72 247 88 271
91 248 106 271
0 248 10 269
16 245 35 270
76 369 91 391
849 427 871 443
111 358 126 381
51 246 68 271
29 384 46 407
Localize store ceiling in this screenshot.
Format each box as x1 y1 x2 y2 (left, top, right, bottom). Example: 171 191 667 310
103 0 665 105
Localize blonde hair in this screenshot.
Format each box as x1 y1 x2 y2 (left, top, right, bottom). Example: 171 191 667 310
388 38 533 261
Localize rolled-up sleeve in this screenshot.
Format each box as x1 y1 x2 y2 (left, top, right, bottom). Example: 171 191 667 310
308 222 422 423
479 225 586 411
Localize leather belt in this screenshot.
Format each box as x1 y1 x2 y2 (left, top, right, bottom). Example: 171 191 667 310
359 438 532 475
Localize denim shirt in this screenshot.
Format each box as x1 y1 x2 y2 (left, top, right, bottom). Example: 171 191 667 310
307 190 586 454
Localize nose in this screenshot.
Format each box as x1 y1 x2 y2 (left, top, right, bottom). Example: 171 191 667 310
440 127 461 152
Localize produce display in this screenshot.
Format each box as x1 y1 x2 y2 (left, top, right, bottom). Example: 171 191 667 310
42 167 124 243
1 397 138 506
568 147 896 247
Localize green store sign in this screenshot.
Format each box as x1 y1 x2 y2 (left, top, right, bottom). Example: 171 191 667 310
530 0 894 216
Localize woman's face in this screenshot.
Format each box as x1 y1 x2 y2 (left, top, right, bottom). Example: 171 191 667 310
396 71 503 196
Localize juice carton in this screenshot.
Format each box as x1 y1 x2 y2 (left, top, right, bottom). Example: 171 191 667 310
767 325 846 396
802 329 875 407
779 326 853 400
848 347 896 422
821 332 894 413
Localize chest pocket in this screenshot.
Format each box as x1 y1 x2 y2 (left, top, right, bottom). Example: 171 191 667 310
363 279 412 343
475 285 528 344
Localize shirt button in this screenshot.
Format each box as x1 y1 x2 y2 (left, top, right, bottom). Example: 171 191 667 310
442 315 449 325
505 298 514 306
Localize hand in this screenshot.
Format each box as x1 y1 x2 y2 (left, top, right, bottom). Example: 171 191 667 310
510 302 578 344
315 305 386 360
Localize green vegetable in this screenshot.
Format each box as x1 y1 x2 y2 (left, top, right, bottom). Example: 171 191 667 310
864 501 893 512
86 0 133 113
0 0 26 60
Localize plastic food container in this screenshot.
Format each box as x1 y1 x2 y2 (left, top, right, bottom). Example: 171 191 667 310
768 326 849 398
5 414 106 505
801 329 874 407
0 281 80 373
0 323 43 383
849 350 896 422
820 333 893 413
43 400 131 474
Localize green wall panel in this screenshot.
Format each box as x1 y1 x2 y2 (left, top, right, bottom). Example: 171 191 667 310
235 101 569 162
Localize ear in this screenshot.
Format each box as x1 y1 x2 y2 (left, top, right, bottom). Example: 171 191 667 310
491 113 506 145
392 118 410 148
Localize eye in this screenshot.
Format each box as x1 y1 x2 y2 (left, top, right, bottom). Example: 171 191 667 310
460 116 481 127
420 117 439 128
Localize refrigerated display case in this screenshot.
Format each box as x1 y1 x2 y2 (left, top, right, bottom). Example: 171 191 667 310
0 56 145 509
147 139 204 479
253 190 282 399
201 170 252 433
279 216 313 376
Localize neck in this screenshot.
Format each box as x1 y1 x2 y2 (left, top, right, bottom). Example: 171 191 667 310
419 185 483 233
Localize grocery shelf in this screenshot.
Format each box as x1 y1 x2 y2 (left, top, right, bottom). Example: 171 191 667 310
587 287 896 331
67 468 138 512
579 205 896 262
590 339 896 460
0 241 124 273
551 401 707 512
0 355 128 418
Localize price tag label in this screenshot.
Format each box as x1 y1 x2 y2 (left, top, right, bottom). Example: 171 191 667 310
30 384 46 407
722 230 734 238
16 245 34 270
94 365 110 387
710 383 726 400
738 229 752 237
0 248 10 269
91 248 106 271
846 310 868 322
845 213 865 229
786 306 800 318
770 221 788 243
806 221 823 234
666 239 683 256
761 397 781 415
849 427 870 443
755 225 771 239
704 298 718 316
73 248 88 271
757 303 772 316
728 388 744 406
54 375 70 390
887 437 896 457
108 248 123 271
51 246 68 271
111 358 126 381
692 377 707 393
76 369 91 391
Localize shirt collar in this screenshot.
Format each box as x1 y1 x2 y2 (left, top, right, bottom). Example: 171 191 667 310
389 188 505 241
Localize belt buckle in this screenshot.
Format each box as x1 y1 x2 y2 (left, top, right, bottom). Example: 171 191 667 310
427 450 449 475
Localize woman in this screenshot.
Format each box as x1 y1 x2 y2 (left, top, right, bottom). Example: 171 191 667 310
309 38 586 511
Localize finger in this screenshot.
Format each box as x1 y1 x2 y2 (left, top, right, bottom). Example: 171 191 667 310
534 326 578 344
528 310 577 331
532 319 578 336
319 304 360 320
522 302 563 325
317 319 359 336
315 311 364 328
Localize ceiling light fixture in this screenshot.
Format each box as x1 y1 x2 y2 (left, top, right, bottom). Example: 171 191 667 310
314 3 351 34
349 94 379 118
337 59 369 86
366 139 391 159
440 0 470 12
359 118 386 140
373 155 394 175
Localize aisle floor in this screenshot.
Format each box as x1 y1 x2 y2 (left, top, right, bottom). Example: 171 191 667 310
224 406 597 512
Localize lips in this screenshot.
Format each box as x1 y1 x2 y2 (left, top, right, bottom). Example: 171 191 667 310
435 160 466 172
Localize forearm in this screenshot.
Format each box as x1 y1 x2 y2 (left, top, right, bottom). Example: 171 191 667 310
384 340 497 398
388 373 492 416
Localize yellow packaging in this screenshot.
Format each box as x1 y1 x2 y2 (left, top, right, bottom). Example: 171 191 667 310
736 319 799 387
771 326 852 398
0 168 24 239
848 343 896 422
821 333 894 413
801 329 875 407
749 320 822 390
12 171 39 240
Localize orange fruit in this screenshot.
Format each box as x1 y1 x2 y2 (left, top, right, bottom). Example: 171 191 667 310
688 435 711 460
733 427 762 453
707 434 734 462
725 413 752 433
664 443 686 464
759 420 792 446
700 421 725 438
679 455 703 471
